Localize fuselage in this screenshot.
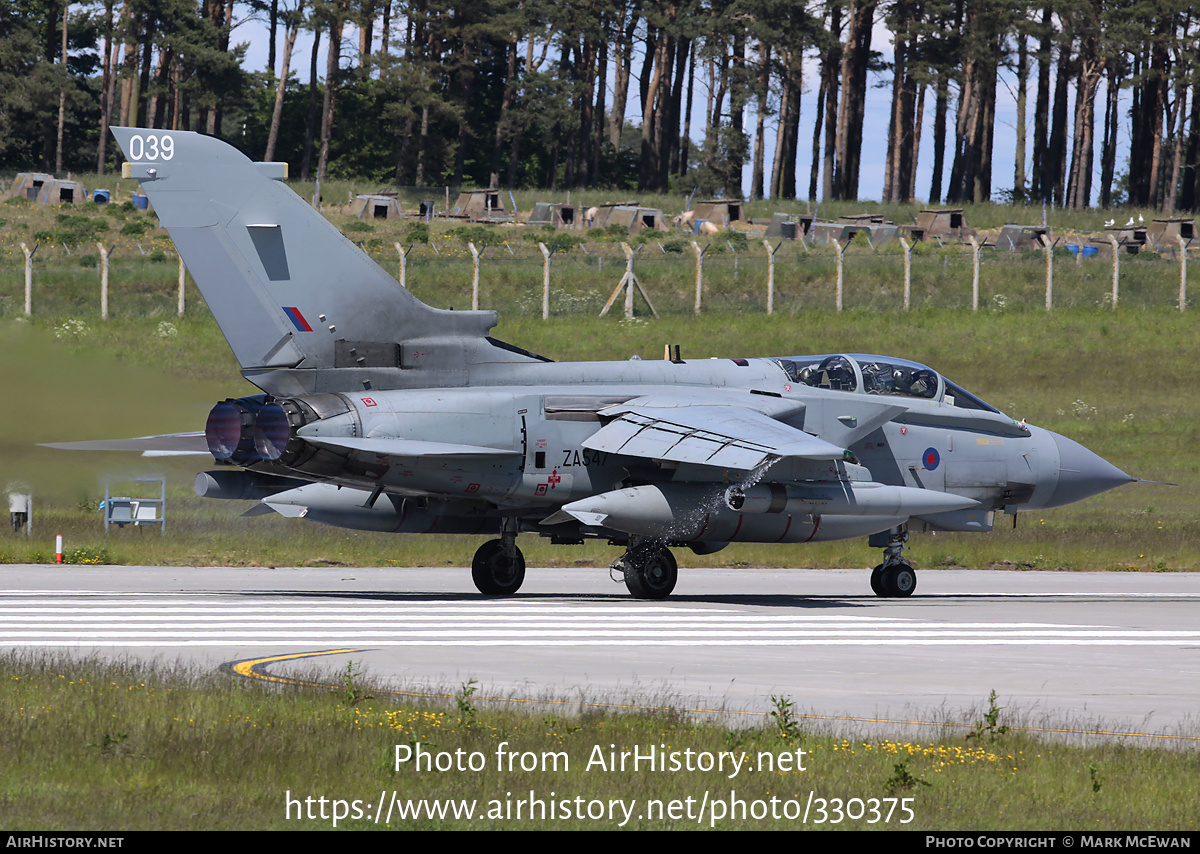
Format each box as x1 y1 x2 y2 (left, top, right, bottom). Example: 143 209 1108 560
210 353 1131 546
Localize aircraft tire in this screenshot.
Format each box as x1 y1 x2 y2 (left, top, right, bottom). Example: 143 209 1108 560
471 539 526 595
880 563 917 598
623 545 678 600
870 564 886 596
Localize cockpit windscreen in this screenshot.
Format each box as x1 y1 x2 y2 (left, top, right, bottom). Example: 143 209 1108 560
772 354 1000 413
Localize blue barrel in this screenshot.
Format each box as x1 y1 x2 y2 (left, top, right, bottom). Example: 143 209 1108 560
133 193 149 209
93 189 110 203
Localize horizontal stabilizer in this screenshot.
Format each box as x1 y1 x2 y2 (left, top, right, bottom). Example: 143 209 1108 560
40 432 210 454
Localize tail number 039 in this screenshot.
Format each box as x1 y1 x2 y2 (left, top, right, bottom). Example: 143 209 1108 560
128 134 175 161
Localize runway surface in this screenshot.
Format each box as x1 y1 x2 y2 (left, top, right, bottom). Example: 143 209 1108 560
2 564 1197 738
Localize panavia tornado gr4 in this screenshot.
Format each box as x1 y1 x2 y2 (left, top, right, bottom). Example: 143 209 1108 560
54 128 1136 600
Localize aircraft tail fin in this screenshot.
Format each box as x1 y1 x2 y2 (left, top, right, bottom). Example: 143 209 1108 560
110 128 503 392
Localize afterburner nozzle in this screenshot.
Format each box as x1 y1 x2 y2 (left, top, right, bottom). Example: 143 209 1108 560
253 404 291 461
204 401 243 460
204 395 286 463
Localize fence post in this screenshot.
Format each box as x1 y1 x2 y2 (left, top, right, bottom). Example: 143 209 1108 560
468 242 482 311
97 242 113 320
968 235 980 310
624 244 634 317
1179 234 1188 311
1108 236 1119 308
600 243 657 319
177 254 186 316
834 240 847 311
899 237 912 310
1044 241 1053 310
763 239 781 315
21 242 38 317
394 241 417 290
691 240 706 315
539 242 553 320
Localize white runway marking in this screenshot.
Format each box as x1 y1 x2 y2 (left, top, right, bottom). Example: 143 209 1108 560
2 592 1197 647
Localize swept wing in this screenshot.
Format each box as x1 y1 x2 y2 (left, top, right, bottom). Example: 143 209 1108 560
584 399 845 470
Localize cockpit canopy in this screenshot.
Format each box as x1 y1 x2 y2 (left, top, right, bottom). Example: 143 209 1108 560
772 354 1000 413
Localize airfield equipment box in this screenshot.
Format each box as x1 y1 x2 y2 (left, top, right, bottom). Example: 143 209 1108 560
104 479 165 534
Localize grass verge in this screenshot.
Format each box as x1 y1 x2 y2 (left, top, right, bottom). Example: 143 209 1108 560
2 652 1196 830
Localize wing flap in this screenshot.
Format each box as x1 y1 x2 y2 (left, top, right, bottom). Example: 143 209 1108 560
582 405 845 470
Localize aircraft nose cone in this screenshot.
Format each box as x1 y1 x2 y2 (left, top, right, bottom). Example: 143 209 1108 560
1047 433 1134 507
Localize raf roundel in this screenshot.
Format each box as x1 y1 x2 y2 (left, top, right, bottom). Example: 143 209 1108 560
922 448 940 471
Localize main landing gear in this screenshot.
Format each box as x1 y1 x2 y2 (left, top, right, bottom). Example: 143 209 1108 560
869 526 916 598
614 540 678 600
471 521 525 595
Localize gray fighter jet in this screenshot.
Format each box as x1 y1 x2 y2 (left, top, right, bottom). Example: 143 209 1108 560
52 129 1137 599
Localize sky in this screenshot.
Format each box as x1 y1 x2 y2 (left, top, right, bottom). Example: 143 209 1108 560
233 14 1122 210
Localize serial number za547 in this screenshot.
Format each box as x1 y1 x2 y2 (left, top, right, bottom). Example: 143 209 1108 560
560 449 609 467
127 133 175 161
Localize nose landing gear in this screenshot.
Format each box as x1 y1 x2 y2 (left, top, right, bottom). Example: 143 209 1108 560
869 526 916 598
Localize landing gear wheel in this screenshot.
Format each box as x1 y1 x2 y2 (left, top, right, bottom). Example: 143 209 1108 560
870 563 886 596
622 544 678 600
879 562 917 598
471 539 526 595
870 525 915 598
